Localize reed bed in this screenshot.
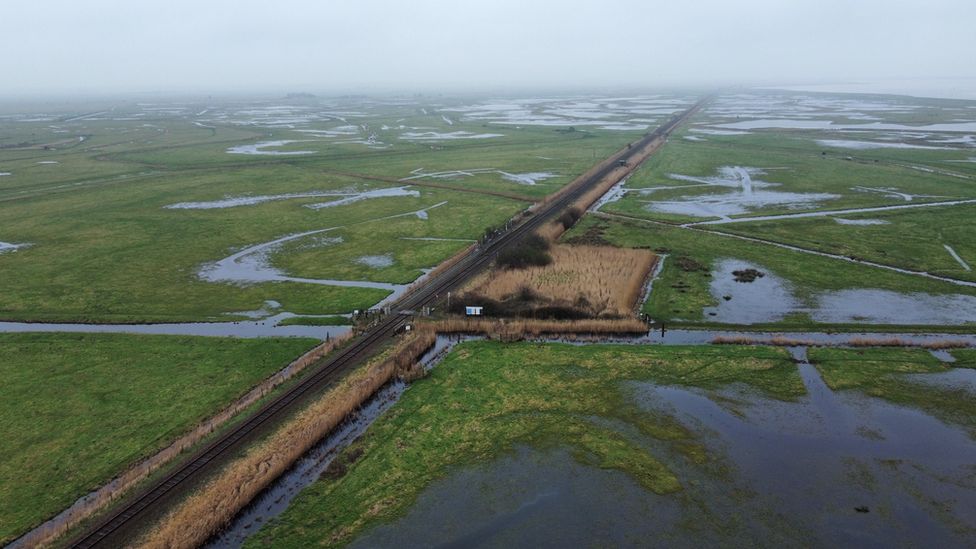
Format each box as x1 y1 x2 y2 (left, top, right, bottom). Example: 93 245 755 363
848 337 971 350
429 318 649 341
711 335 818 347
16 334 353 549
139 329 435 549
469 244 655 317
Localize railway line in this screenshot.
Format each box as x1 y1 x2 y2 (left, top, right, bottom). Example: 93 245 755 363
65 96 709 548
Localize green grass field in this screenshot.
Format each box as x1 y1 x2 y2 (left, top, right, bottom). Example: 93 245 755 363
712 205 976 282
246 341 799 548
0 332 318 544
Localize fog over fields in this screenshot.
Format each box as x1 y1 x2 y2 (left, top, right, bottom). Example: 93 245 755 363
3 0 976 96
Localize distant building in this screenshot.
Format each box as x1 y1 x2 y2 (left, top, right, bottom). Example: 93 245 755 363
465 306 483 316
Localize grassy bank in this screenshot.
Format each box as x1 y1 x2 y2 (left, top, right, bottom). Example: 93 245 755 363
247 341 799 547
0 333 318 544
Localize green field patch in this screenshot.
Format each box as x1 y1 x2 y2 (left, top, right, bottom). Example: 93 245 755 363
0 332 318 544
713 204 976 282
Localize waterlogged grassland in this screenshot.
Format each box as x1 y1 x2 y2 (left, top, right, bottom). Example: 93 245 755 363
0 119 260 199
605 129 976 224
714 205 976 282
0 165 526 322
0 97 642 323
568 216 976 329
0 332 318 544
247 341 799 547
808 347 976 432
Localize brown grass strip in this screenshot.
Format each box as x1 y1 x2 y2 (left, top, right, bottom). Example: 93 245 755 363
428 318 649 341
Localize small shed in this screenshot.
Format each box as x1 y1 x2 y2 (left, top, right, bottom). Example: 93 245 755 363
465 306 483 316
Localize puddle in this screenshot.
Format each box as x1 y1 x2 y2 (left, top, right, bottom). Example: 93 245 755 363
0 172 12 176
0 313 350 340
355 254 394 269
703 259 800 324
165 191 357 210
644 166 839 219
401 168 556 186
199 227 404 296
499 171 557 185
812 289 976 325
816 139 951 150
689 128 751 136
304 187 420 210
683 135 706 141
36 161 59 164
852 186 943 202
711 119 976 133
634 365 976 547
399 131 504 141
226 140 315 156
197 202 445 307
833 218 889 226
688 198 976 226
0 241 28 254
694 259 976 325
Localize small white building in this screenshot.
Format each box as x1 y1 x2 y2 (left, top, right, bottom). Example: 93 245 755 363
465 306 483 316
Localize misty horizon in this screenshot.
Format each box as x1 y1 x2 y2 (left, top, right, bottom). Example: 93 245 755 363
4 0 976 99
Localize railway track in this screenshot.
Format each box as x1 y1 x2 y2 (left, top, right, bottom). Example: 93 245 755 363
65 96 709 549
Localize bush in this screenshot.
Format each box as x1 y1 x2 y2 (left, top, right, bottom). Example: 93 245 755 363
496 234 552 269
557 207 582 230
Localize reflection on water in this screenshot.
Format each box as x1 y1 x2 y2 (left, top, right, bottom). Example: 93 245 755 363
700 258 976 325
634 361 976 547
345 357 976 548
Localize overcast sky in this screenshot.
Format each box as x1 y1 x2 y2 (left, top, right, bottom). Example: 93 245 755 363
3 0 975 97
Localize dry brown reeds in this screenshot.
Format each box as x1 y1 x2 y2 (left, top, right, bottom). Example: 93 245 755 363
711 335 819 347
428 318 649 341
15 333 352 549
848 337 971 349
468 244 655 318
139 328 435 549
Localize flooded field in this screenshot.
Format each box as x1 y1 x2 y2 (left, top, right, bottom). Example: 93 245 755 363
701 258 976 325
641 166 839 220
304 342 976 548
